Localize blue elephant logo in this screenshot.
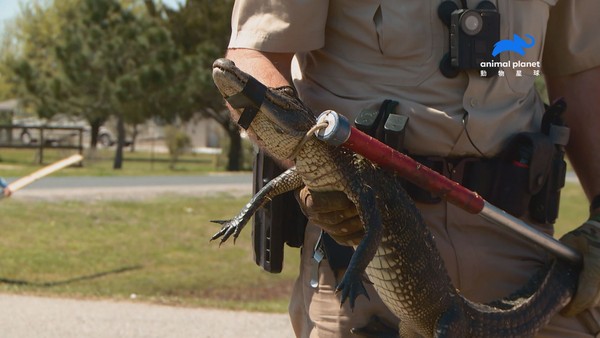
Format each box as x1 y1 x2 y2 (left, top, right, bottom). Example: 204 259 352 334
492 34 535 57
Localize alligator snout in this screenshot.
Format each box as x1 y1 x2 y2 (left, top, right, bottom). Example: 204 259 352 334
212 58 246 98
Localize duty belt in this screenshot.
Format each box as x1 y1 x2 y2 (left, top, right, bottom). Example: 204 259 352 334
404 155 500 205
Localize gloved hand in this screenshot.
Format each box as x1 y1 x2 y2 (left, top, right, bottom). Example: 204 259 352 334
560 214 600 317
296 187 364 246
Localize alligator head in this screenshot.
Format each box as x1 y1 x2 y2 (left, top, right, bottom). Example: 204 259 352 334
212 58 316 160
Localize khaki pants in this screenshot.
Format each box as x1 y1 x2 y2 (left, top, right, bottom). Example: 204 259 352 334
289 202 600 338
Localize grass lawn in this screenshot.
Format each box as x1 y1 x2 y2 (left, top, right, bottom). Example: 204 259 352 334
0 181 587 313
0 194 300 313
555 182 589 237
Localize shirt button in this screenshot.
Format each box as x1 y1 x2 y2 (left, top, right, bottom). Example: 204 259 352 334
470 98 479 107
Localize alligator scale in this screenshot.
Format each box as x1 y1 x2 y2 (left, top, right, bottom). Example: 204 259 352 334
210 58 578 337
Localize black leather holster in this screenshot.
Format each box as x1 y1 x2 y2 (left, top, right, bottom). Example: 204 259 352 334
252 150 306 273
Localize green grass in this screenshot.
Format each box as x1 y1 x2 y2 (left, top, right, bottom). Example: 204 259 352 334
0 182 587 313
555 182 589 237
0 148 227 178
0 194 300 313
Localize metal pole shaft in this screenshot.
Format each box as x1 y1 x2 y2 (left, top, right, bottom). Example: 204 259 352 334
480 201 582 265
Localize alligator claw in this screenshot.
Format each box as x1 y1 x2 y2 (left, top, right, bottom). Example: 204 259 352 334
210 219 242 244
336 272 370 309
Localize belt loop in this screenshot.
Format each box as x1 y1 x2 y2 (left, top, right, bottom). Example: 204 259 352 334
310 232 325 289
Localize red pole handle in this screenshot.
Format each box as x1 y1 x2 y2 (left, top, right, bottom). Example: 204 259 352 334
315 110 485 214
345 126 485 214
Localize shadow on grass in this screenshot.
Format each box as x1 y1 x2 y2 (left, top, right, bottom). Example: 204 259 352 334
0 265 143 287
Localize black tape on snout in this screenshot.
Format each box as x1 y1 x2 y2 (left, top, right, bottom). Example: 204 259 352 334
224 76 267 130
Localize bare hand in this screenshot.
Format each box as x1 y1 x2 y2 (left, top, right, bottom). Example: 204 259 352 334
296 187 364 246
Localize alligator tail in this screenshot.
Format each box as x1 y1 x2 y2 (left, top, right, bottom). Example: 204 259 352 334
465 259 578 337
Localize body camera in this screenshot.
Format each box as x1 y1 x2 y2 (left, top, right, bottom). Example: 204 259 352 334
450 9 500 71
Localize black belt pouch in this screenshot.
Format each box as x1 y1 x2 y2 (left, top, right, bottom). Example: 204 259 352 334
490 132 555 218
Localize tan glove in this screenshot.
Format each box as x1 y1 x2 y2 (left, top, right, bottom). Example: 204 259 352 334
296 187 364 246
560 216 600 317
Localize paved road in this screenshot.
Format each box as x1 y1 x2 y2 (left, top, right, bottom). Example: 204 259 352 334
8 174 253 201
0 294 294 338
8 171 579 199
3 173 296 337
9 174 253 189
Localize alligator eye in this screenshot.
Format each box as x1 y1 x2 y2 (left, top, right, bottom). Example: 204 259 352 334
279 86 297 99
281 87 295 95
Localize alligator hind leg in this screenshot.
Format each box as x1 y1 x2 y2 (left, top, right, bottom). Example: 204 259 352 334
210 167 303 244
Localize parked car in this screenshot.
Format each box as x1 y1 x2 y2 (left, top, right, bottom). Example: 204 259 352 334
12 115 115 148
97 127 114 147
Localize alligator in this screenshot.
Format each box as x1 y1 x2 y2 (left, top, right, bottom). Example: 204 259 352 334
210 58 579 337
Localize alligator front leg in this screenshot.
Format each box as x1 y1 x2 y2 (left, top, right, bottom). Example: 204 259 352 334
210 167 304 244
337 185 384 309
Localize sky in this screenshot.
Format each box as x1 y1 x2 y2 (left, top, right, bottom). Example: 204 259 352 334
0 0 185 28
0 0 21 25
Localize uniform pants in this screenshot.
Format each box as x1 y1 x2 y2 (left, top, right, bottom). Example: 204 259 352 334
289 201 600 338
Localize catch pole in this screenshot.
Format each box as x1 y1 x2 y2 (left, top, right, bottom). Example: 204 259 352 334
314 110 582 265
2 154 84 196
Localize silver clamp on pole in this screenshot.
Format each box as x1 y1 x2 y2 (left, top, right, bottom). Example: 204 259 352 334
315 110 351 146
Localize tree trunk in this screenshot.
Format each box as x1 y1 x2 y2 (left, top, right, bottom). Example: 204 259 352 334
89 119 102 149
130 124 138 152
113 114 126 170
207 109 244 172
226 124 242 171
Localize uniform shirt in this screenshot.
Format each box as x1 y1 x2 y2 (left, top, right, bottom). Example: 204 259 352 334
228 0 600 157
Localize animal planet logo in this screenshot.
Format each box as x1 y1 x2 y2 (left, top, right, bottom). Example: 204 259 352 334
492 34 535 57
479 34 541 75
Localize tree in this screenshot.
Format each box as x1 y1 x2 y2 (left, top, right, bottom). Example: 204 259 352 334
4 0 188 169
56 0 191 169
157 0 243 171
164 124 191 169
1 0 78 118
4 0 241 170
0 25 16 101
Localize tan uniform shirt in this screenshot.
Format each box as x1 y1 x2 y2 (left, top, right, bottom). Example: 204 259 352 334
229 0 600 158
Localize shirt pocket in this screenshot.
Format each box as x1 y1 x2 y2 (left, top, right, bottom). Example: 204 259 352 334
500 0 555 95
326 0 441 86
373 1 435 65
